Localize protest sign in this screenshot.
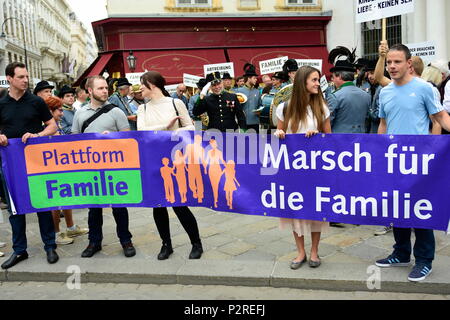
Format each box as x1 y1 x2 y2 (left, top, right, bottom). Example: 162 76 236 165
259 56 288 75
183 73 202 88
406 41 437 64
165 84 178 95
125 72 145 85
204 62 234 78
320 75 329 92
2 131 450 231
356 0 415 24
0 76 9 88
295 59 323 73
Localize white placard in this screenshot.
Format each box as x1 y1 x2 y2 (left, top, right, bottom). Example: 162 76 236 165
355 0 415 24
125 72 145 85
295 59 323 73
183 73 202 88
259 56 289 75
320 75 329 92
0 76 9 88
203 62 234 78
406 41 437 64
165 84 178 96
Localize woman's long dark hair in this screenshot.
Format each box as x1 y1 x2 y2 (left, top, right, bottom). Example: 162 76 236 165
283 66 326 133
140 71 171 97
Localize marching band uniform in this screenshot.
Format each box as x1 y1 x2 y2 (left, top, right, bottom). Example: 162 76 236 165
193 72 246 132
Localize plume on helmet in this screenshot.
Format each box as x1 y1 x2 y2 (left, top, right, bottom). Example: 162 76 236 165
328 46 357 65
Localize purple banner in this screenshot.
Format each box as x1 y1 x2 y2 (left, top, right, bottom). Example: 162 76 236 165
1 130 449 231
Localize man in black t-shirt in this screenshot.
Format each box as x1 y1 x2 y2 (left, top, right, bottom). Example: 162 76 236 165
0 62 58 270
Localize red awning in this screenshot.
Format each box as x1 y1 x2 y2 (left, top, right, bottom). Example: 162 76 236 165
227 47 332 77
89 53 114 76
123 49 228 84
73 53 114 86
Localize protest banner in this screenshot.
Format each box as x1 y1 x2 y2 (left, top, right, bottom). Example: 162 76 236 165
204 62 234 78
259 56 288 75
406 41 437 64
295 59 323 73
183 73 202 88
125 72 145 85
355 0 415 24
2 131 450 231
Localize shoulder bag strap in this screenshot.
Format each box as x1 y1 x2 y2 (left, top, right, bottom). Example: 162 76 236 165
81 104 116 133
172 98 183 128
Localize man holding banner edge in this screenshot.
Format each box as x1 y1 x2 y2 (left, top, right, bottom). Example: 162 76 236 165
376 44 450 282
0 62 59 269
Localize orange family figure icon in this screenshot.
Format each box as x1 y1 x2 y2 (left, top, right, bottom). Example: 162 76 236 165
205 138 225 208
173 149 189 203
185 134 207 203
160 157 176 203
222 160 240 210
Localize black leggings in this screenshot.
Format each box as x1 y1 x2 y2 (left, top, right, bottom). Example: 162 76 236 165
153 206 201 245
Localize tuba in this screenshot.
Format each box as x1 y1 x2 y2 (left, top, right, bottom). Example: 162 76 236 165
235 92 248 104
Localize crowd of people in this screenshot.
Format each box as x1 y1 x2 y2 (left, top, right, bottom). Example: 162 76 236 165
0 39 449 283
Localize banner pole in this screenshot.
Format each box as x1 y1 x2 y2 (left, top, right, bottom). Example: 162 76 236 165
382 18 387 41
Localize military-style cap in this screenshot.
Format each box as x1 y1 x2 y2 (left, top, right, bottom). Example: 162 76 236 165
330 60 356 73
206 72 222 84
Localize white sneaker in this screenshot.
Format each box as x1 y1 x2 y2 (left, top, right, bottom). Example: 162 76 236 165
56 232 74 245
0 242 6 248
0 251 4 257
66 225 89 238
374 226 392 236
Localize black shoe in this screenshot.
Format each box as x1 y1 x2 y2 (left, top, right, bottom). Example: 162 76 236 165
46 249 59 264
81 244 102 258
122 242 136 258
157 242 173 260
330 222 345 228
1 252 28 270
189 242 203 259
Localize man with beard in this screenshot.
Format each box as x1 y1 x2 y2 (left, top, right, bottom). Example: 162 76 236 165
193 71 246 132
71 75 136 259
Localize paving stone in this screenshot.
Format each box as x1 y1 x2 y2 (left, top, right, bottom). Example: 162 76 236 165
217 240 256 256
343 243 390 262
202 234 235 249
321 233 363 248
233 249 276 262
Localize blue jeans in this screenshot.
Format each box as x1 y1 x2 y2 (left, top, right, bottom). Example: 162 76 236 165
87 207 132 246
9 212 56 254
393 227 435 267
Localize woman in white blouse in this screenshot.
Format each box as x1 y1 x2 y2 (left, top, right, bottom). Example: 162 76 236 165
137 71 202 260
274 66 332 269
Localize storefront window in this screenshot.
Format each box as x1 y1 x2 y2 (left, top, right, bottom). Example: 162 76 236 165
286 0 317 5
362 16 402 60
176 0 211 7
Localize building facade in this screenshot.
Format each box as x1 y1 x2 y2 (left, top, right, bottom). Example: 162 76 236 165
36 0 72 85
79 0 334 85
0 0 97 88
0 0 41 85
80 0 450 85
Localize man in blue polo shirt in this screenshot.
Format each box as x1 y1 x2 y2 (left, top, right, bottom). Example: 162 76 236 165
376 44 450 282
0 62 59 269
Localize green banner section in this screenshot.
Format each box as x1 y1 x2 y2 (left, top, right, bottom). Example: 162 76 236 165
28 170 143 208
